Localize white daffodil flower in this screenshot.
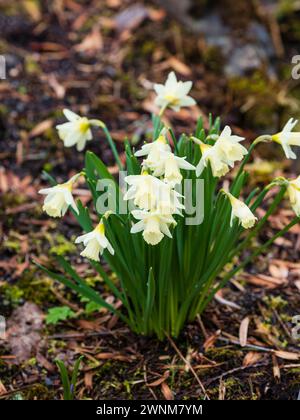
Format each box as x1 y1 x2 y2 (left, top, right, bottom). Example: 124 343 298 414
150 152 195 186
156 186 184 216
272 118 300 159
124 173 159 210
56 109 93 151
135 130 171 170
215 125 247 167
131 210 176 245
225 192 257 229
75 220 114 261
196 143 229 178
287 176 300 216
124 172 184 214
154 71 196 112
39 174 80 218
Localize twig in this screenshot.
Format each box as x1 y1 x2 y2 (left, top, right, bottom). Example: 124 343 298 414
48 327 130 340
143 364 158 400
217 336 271 352
197 314 208 339
205 361 271 385
0 384 37 399
166 334 209 400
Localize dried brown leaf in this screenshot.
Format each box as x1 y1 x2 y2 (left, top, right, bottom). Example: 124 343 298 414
203 330 221 352
84 371 94 390
148 371 170 387
29 119 53 138
272 355 281 381
273 350 300 361
239 317 250 347
242 351 263 367
161 381 174 400
74 26 103 54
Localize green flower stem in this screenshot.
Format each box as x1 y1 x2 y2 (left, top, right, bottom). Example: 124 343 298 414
198 216 300 313
102 125 123 170
90 119 123 170
158 103 168 117
234 135 273 182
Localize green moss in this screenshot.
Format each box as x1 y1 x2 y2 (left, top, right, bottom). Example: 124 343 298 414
263 295 288 310
1 266 56 306
21 384 55 400
4 285 24 304
0 104 9 116
49 235 76 256
206 346 243 362
229 72 280 129
2 192 26 208
140 40 156 56
3 239 21 252
43 162 54 173
25 56 41 75
277 0 299 19
21 274 56 305
211 376 257 400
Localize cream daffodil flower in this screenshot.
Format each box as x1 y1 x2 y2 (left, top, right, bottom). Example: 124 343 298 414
124 172 184 214
287 176 300 216
75 220 114 261
156 186 184 216
272 118 300 159
150 152 195 186
56 109 93 151
124 172 163 210
196 143 229 178
224 191 257 229
131 210 176 245
39 174 80 217
154 71 196 112
135 130 171 169
215 125 247 167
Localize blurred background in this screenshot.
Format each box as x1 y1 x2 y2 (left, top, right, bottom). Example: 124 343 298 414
1 0 300 400
1 0 300 171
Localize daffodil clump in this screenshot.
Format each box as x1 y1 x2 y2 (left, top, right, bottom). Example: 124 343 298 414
37 72 300 339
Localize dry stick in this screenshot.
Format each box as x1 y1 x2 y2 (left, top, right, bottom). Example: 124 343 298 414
166 334 209 400
197 314 209 339
49 327 130 340
0 384 37 399
217 336 271 352
206 361 271 385
143 364 158 400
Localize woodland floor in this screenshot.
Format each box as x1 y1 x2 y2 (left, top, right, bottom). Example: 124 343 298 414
0 0 300 400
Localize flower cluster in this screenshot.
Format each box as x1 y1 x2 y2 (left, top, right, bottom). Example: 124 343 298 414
124 132 193 245
38 71 300 259
37 71 300 339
